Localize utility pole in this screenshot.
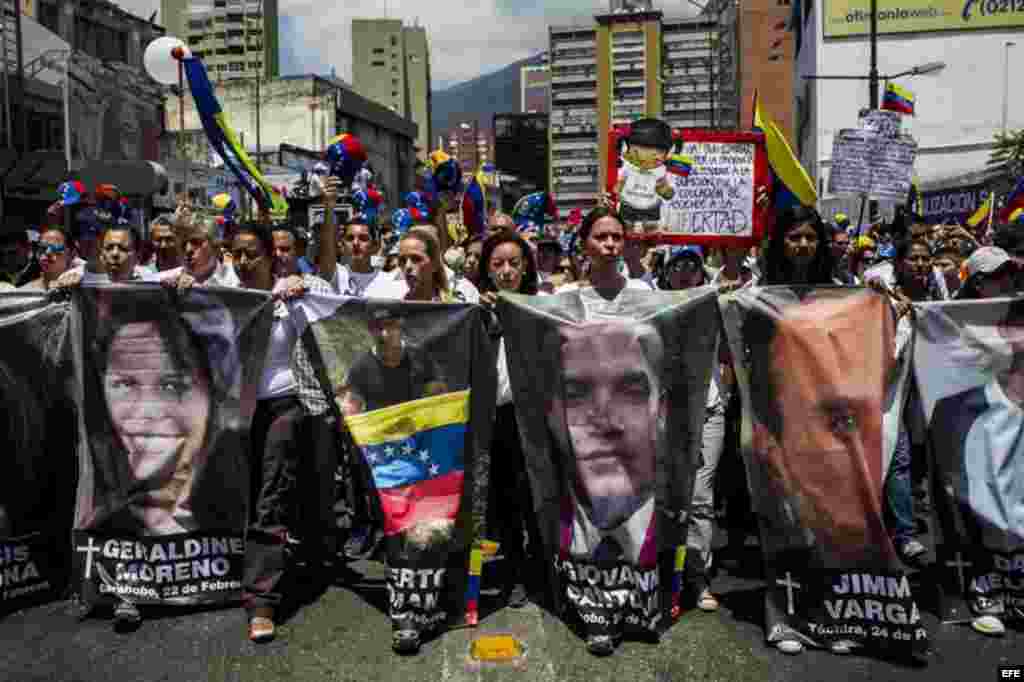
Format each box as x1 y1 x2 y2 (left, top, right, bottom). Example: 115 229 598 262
869 0 879 108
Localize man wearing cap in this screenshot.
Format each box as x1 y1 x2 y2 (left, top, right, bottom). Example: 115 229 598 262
958 246 1018 299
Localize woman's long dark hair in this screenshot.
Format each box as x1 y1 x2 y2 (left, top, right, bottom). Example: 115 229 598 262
477 232 540 295
762 205 835 285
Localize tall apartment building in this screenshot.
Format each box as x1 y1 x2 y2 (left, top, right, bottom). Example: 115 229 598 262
444 121 493 174
351 18 431 161
521 58 550 114
161 0 279 81
547 0 734 219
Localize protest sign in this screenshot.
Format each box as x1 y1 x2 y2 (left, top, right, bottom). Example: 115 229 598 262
721 286 926 658
498 286 719 646
607 125 770 247
913 300 1024 625
828 129 917 201
0 293 76 616
72 285 273 608
294 296 496 637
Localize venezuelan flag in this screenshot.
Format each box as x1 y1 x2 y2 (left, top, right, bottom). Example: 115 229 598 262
998 176 1024 222
754 96 818 209
881 82 915 116
181 57 288 220
461 172 487 238
345 390 469 537
666 153 694 178
967 193 994 228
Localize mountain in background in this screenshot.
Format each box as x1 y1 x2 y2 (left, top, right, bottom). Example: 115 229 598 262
430 52 547 139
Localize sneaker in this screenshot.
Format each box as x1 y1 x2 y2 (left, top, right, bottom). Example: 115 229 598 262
585 634 615 657
971 615 1006 636
507 583 529 609
776 639 804 655
697 588 719 612
392 628 421 654
971 595 1004 616
112 601 141 631
248 606 276 643
830 640 856 654
899 539 927 563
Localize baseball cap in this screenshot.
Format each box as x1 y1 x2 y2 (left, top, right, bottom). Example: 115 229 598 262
965 246 1013 279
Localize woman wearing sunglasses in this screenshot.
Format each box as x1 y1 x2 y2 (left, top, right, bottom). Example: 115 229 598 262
20 226 76 291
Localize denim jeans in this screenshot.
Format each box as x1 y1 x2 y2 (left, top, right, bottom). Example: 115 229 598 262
885 426 915 548
687 404 727 586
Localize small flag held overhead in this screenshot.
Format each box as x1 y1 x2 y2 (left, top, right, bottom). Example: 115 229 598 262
881 82 915 116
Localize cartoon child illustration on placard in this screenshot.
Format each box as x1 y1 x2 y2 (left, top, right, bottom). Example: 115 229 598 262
615 118 675 230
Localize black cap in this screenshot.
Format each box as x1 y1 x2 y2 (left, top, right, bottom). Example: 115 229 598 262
628 118 673 152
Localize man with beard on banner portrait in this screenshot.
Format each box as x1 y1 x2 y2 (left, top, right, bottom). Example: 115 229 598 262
727 287 926 658
74 287 269 628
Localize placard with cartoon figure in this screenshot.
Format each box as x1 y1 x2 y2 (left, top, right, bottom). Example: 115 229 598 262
607 123 771 247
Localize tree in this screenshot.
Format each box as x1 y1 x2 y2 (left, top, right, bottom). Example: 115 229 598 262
988 129 1024 177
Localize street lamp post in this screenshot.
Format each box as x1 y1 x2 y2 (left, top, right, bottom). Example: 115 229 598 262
1003 41 1016 133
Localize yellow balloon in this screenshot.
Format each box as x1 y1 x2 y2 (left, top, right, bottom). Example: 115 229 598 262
211 193 232 210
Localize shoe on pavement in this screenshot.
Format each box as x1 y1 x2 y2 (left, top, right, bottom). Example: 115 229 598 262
344 525 382 560
697 588 719 612
776 639 804 655
899 539 927 563
830 640 856 654
392 629 421 654
248 606 276 643
971 615 1006 636
113 601 141 632
585 634 615 657
507 583 529 609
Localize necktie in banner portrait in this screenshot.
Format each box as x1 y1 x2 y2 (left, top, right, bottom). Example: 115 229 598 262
913 299 1024 627
720 286 926 659
71 285 273 610
497 286 719 648
290 295 496 640
0 293 76 617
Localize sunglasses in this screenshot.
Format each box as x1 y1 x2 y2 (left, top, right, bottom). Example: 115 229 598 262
39 243 67 256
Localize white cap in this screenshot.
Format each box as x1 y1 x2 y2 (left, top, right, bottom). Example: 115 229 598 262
965 246 1013 279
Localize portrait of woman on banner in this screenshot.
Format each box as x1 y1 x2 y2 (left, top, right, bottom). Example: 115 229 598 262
76 290 247 536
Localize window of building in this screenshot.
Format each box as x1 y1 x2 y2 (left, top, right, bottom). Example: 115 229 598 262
372 60 386 67
392 91 398 97
391 66 398 73
229 62 244 72
391 35 398 47
372 47 386 54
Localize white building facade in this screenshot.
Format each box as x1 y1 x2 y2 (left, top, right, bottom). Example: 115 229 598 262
795 1 1024 219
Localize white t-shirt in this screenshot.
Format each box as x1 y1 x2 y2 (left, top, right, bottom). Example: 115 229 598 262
618 160 667 211
369 268 480 303
257 279 299 400
555 277 654 294
332 265 384 298
76 264 155 284
154 263 240 288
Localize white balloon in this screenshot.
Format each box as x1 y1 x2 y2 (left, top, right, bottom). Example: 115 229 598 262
143 36 190 86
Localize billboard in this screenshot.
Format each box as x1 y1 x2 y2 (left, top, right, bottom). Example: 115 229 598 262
824 0 1024 37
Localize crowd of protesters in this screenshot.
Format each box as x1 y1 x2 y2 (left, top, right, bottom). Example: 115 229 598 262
0 173 1021 655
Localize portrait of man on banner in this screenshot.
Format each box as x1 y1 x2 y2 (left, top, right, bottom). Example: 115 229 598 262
542 320 667 568
741 289 899 570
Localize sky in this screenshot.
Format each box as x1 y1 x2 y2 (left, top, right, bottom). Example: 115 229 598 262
112 0 696 91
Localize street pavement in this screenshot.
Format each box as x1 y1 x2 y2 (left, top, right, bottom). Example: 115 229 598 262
1 548 1020 682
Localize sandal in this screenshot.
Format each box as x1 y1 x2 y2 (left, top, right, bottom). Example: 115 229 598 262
697 588 720 612
392 628 420 654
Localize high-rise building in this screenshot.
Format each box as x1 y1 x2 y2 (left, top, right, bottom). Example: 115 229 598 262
351 18 431 161
547 0 735 219
162 0 279 81
521 58 550 114
444 121 492 174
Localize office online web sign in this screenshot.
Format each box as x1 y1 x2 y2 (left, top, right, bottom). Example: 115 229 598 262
824 0 1024 37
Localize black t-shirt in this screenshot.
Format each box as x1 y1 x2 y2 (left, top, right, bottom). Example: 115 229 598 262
346 346 446 411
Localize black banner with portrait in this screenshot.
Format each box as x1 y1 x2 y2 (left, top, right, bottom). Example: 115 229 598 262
498 286 719 644
292 295 496 637
72 285 273 608
914 299 1024 626
0 293 76 617
721 286 925 658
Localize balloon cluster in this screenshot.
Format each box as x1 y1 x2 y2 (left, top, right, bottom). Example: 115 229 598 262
391 208 414 237
428 150 463 195
404 191 432 223
324 133 368 187
352 187 384 226
512 191 558 234
211 193 237 239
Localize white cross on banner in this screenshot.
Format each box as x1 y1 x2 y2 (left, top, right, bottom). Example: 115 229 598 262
776 571 802 616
